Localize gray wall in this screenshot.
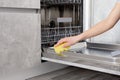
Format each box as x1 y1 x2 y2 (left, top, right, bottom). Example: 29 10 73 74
0 1 66 80
91 0 120 44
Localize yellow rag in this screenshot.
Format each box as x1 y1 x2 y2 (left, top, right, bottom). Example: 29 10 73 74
54 43 70 57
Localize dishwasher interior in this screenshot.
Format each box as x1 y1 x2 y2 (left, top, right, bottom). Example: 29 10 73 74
41 0 120 76
41 0 83 47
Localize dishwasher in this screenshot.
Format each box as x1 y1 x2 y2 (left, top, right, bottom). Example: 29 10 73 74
41 0 120 76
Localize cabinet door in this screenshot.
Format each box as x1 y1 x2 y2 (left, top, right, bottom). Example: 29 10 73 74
0 13 41 76
0 0 40 9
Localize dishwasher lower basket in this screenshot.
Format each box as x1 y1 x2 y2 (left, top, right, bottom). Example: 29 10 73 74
41 26 82 45
41 17 82 46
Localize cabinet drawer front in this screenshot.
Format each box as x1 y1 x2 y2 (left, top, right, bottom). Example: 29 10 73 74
0 0 40 9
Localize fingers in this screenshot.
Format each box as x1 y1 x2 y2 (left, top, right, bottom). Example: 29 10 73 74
54 42 61 47
54 38 67 47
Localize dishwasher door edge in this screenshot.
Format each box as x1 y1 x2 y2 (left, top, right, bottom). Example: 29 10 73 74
42 57 120 76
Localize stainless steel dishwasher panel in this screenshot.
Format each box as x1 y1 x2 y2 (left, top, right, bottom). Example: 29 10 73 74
42 42 120 76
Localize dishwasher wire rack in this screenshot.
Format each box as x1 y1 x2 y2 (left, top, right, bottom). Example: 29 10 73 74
42 17 82 46
41 26 82 45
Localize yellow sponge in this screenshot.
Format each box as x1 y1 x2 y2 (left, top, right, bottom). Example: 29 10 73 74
54 43 70 57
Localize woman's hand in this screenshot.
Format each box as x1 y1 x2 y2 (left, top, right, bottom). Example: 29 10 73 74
54 35 81 48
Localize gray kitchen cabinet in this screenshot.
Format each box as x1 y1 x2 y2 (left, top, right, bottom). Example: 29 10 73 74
0 0 66 80
0 0 40 9
0 13 41 77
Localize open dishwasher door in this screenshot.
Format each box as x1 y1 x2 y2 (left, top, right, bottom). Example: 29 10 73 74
42 42 120 76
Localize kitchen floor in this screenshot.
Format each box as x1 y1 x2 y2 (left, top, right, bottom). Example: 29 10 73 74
27 67 120 80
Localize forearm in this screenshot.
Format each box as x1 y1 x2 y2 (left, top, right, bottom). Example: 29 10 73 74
78 18 114 40
76 2 120 41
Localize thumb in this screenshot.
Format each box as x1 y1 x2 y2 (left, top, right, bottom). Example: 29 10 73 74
54 41 63 47
54 39 66 47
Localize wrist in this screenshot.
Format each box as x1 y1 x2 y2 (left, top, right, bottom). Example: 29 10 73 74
75 34 84 42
